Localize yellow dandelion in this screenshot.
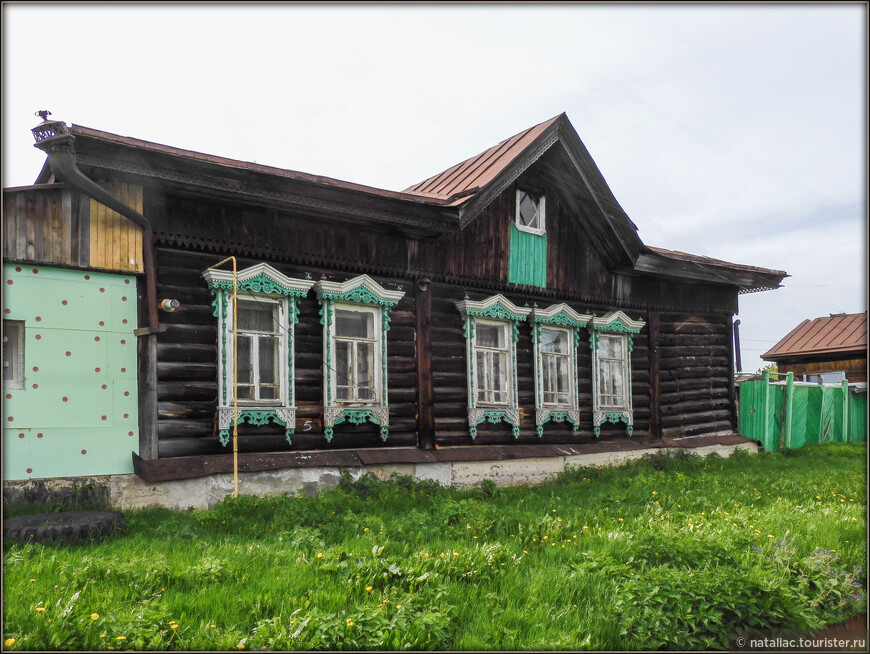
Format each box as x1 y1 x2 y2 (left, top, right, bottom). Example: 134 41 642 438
582 525 589 530
346 619 354 626
363 528 369 532
523 550 528 554
35 607 46 613
316 552 323 558
5 638 15 647
171 624 179 630
552 509 557 513
440 553 445 557
91 613 100 620
108 647 115 651
396 604 402 610
466 525 472 529
472 536 477 539
116 636 126 641
100 634 106 638
423 552 429 557
618 518 623 522
543 536 548 540
237 645 245 650
768 534 774 538
652 491 657 495
453 552 459 557
366 586 373 592
210 625 216 629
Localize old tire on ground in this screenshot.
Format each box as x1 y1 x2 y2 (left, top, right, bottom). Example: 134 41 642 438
3 510 126 544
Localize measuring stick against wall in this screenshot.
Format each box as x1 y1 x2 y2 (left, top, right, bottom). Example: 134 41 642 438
209 256 239 497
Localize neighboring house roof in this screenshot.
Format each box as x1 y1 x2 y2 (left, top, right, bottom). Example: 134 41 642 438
28 112 787 293
762 312 867 361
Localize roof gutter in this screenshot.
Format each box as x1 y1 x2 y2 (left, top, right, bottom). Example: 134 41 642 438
31 117 160 334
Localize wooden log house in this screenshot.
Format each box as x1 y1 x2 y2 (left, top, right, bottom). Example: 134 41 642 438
4 113 787 484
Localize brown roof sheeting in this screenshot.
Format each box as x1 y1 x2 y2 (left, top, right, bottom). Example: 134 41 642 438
68 124 452 206
402 115 561 204
762 312 867 360
648 247 788 278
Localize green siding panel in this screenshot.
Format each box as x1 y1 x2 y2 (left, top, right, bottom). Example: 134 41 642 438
508 224 547 288
2 263 139 480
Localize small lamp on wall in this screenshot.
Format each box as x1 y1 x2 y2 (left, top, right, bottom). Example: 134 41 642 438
159 299 180 313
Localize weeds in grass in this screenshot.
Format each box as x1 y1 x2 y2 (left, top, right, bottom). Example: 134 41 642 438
3 443 866 650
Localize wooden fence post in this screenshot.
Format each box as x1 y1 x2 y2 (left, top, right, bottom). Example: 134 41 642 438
762 369 771 451
784 372 794 449
842 378 850 443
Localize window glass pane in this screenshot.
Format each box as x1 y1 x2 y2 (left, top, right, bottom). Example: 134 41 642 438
336 310 373 338
237 336 252 386
599 334 623 359
356 341 373 392
336 341 352 392
237 385 253 400
258 336 277 385
2 322 21 383
518 191 540 228
259 386 277 400
543 353 571 406
476 351 489 402
476 323 505 349
541 328 568 354
238 303 275 333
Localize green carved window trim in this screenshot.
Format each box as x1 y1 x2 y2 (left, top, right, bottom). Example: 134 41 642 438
456 295 531 439
588 310 646 438
314 275 406 443
202 263 315 448
530 304 592 438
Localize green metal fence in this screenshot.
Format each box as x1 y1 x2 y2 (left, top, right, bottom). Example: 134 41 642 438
738 371 867 452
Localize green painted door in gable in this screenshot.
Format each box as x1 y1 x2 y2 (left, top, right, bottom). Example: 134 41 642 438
508 223 547 288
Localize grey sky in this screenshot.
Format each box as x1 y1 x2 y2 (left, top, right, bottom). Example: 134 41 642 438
2 2 867 373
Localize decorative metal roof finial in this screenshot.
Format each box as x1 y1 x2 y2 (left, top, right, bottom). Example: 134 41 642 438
35 109 52 121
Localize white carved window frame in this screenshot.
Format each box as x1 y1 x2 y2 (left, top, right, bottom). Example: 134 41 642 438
456 294 531 439
530 304 592 437
203 263 315 446
515 188 546 236
589 310 645 437
3 320 25 390
313 275 405 443
330 303 382 406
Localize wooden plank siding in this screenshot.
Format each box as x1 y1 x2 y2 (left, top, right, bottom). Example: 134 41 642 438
3 183 144 275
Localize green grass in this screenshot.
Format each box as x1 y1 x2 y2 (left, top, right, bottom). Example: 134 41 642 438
3 442 866 650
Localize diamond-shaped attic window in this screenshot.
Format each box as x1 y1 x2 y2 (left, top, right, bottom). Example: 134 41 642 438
516 190 545 235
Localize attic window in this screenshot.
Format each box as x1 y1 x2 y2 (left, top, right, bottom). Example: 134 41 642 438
516 189 545 235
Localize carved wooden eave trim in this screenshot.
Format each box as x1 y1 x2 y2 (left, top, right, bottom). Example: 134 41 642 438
530 302 593 327
591 310 646 333
455 294 533 321
313 274 406 306
203 262 316 296
75 153 459 235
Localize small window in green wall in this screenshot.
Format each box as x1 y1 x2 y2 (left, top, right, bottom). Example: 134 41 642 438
508 189 547 287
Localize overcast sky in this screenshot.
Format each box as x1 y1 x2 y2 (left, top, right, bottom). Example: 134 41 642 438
2 2 867 374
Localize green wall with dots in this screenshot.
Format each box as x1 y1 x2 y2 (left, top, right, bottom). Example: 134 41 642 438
3 264 139 480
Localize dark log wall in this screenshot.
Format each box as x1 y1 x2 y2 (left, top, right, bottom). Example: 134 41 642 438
427 282 651 446
152 246 418 459
657 312 733 438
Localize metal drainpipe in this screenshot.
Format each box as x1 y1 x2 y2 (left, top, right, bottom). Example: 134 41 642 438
31 119 160 333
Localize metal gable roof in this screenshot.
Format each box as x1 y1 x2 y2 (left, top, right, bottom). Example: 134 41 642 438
762 312 867 360
402 115 561 204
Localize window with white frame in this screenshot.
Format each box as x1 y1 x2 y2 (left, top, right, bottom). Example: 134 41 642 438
333 305 380 404
589 310 645 437
456 295 531 439
515 189 545 235
474 320 511 406
3 320 24 390
235 297 284 404
530 303 591 436
596 333 628 409
540 326 573 406
202 263 315 446
314 275 405 443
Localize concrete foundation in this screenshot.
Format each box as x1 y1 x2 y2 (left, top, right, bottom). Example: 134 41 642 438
3 440 758 512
